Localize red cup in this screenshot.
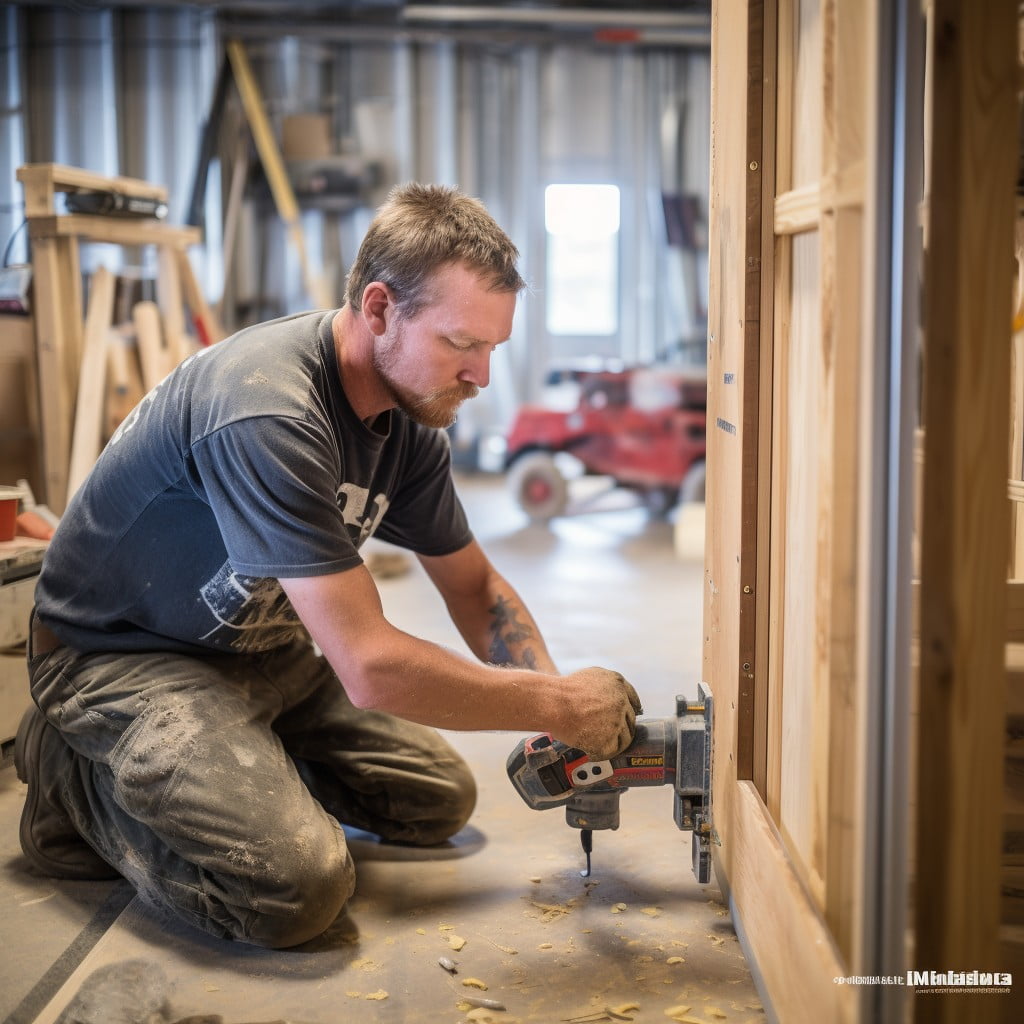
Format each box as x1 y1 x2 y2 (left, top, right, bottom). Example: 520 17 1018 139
0 485 27 541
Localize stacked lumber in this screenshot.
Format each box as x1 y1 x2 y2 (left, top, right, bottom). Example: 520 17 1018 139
65 265 203 498
16 163 226 512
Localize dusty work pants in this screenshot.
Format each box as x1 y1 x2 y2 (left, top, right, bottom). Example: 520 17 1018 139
26 628 477 948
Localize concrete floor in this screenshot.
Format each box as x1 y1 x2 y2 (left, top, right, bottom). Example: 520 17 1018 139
0 473 763 1024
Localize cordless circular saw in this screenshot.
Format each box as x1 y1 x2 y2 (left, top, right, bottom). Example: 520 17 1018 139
506 683 714 883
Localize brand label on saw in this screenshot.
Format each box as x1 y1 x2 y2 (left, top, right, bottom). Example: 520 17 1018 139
628 756 664 767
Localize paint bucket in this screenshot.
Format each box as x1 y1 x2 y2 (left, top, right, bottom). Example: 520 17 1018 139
0 484 27 542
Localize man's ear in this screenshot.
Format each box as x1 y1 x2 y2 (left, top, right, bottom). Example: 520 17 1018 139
361 281 394 335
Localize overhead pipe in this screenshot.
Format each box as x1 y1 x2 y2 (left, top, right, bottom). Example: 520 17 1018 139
219 17 710 50
401 5 710 30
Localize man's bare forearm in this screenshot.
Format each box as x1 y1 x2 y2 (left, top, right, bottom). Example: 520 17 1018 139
484 592 546 670
448 573 558 673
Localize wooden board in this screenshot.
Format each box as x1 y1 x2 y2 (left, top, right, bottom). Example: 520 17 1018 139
132 301 168 393
915 1 1017 1015
157 245 190 366
226 39 332 310
66 266 116 500
729 782 855 1023
16 162 168 218
175 247 226 346
28 235 83 513
707 1 884 1017
27 215 200 250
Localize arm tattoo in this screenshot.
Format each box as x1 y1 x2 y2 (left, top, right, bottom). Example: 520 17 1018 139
487 595 538 669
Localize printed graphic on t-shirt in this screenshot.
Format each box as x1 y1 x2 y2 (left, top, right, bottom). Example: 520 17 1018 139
199 564 300 651
195 482 391 650
337 484 390 546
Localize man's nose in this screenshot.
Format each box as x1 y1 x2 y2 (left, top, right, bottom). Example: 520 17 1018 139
458 349 491 389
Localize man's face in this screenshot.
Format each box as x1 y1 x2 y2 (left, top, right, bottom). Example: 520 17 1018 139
372 262 516 429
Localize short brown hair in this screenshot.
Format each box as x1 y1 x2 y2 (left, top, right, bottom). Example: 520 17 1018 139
345 183 525 315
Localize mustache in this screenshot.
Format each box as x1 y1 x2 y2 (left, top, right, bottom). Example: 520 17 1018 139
421 382 480 405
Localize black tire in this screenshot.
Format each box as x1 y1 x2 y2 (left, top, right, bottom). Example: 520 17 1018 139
507 451 569 520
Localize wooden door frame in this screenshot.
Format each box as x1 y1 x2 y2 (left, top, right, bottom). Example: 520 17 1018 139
706 1 1017 1021
706 1 858 1020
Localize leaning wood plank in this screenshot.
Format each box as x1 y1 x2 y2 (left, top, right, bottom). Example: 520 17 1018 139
217 135 250 322
726 782 855 1024
174 247 226 345
915 1 1017 1015
105 326 143 441
226 38 332 310
156 245 190 366
58 236 84 430
29 237 74 512
132 301 167 393
67 266 116 499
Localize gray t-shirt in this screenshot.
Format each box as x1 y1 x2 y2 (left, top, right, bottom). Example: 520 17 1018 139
35 310 472 655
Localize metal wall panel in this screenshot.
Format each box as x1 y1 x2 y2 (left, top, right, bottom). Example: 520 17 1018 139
2 5 710 434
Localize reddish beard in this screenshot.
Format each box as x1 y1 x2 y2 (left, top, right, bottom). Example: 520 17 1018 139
372 319 480 428
406 381 480 428
381 375 479 429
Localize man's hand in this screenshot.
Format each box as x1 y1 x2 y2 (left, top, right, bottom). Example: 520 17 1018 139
553 667 643 760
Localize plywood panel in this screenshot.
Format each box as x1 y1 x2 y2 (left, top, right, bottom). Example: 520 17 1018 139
776 230 829 908
791 0 823 189
915 2 1017 1017
822 0 868 959
708 0 882 1014
705 0 751 853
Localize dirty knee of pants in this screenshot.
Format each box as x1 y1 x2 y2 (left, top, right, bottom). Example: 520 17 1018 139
386 758 478 847
239 822 356 949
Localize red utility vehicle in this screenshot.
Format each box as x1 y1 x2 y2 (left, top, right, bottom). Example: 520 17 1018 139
505 365 707 520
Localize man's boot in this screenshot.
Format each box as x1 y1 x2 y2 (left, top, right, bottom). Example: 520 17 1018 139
15 706 120 880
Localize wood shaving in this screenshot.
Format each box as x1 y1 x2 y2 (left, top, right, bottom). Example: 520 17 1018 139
462 977 489 990
538 942 554 950
529 899 575 921
666 956 686 965
610 1004 640 1018
641 907 662 917
611 903 628 914
364 989 388 1000
448 933 468 951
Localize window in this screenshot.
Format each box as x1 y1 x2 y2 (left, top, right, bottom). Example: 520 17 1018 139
544 183 620 336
